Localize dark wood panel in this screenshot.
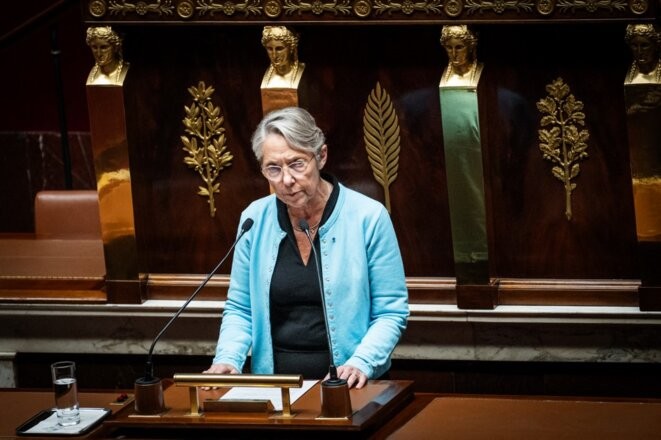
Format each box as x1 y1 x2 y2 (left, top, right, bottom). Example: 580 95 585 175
111 23 646 300
497 279 639 306
122 25 454 278
143 275 637 306
481 24 639 279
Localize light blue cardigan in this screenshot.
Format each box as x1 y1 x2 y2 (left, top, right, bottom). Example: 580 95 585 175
213 183 409 379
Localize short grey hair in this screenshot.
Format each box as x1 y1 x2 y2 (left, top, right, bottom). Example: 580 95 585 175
251 107 326 163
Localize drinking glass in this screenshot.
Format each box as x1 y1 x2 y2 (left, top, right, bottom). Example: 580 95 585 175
51 361 80 426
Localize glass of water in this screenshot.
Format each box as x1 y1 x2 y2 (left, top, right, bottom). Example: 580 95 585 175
50 361 80 426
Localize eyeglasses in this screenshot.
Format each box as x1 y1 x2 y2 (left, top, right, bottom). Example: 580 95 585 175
261 158 312 181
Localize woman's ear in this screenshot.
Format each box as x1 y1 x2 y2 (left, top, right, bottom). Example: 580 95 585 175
318 145 328 169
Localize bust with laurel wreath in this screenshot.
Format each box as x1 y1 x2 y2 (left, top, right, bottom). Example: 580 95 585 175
260 26 305 90
439 25 483 88
625 24 661 85
86 26 129 86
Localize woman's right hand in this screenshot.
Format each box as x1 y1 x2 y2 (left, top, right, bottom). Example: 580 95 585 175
201 363 239 389
203 363 240 375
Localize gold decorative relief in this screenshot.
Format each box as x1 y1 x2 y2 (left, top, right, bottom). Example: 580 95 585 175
181 82 233 217
465 0 533 14
373 0 442 15
108 0 175 15
353 0 373 16
536 77 590 221
197 0 263 15
628 0 648 14
176 0 195 17
264 0 284 16
535 0 555 14
89 0 108 17
444 0 464 15
283 0 352 15
363 82 401 213
556 0 626 12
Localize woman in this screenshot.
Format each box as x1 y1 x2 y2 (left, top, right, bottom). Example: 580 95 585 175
85 26 128 85
261 26 305 89
439 25 482 87
205 107 409 389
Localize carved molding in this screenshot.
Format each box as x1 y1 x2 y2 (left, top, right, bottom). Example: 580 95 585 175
86 0 653 20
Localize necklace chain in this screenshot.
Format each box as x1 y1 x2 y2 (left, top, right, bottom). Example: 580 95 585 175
293 220 320 233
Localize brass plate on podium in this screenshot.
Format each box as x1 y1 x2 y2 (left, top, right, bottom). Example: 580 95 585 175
204 399 274 414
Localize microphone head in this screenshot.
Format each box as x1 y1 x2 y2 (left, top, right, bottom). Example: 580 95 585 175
241 218 254 232
298 219 310 232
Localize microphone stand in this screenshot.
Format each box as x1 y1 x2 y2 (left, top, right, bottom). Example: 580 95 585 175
134 219 254 414
299 220 352 419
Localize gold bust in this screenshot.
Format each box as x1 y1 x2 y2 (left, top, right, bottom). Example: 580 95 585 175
439 25 483 88
260 26 305 89
86 26 129 85
625 24 661 84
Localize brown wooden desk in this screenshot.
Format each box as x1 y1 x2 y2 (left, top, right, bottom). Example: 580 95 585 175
0 389 133 439
385 394 661 440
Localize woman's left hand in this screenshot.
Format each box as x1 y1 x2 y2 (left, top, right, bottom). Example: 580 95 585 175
331 365 368 389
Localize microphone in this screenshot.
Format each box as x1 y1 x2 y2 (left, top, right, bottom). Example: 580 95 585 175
298 219 352 418
134 218 254 414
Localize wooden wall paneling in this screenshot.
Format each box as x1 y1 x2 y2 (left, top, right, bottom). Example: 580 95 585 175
123 26 268 278
483 24 639 283
119 25 456 299
79 19 650 306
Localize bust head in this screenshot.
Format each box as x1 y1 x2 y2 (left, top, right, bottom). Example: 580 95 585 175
86 26 123 73
261 26 299 76
625 24 661 75
440 25 478 75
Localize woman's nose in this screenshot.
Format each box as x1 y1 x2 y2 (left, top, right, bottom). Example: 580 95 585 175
282 167 296 185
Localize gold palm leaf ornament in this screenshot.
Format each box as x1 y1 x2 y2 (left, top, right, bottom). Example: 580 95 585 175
181 81 233 217
363 82 401 213
536 77 590 221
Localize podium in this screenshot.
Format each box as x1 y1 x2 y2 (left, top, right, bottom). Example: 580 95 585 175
102 380 413 438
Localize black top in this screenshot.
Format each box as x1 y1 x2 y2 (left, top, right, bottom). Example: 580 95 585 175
270 174 339 379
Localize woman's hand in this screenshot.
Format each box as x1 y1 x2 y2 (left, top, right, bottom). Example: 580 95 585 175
203 363 240 375
201 363 239 390
330 365 368 389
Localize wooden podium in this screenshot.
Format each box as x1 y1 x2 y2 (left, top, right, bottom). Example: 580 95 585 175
100 380 414 439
